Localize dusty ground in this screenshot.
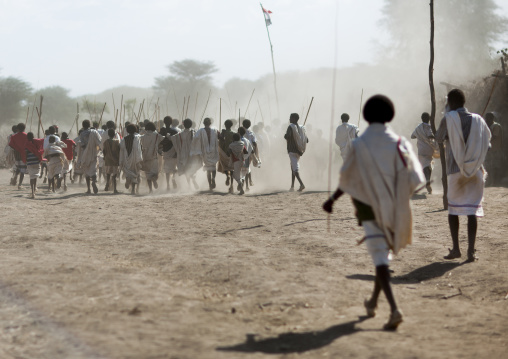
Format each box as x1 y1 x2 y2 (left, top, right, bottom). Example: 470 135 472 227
0 168 506 359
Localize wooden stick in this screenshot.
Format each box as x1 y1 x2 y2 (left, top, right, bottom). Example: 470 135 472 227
137 99 145 125
119 94 123 129
171 85 181 119
198 89 212 128
76 103 79 137
85 98 93 120
219 98 222 132
303 96 314 126
238 108 241 130
94 97 97 121
243 89 255 118
357 89 364 127
481 72 499 117
193 92 199 121
39 95 44 136
112 93 116 125
98 102 107 126
182 96 186 120
29 95 37 132
258 100 265 125
24 106 29 126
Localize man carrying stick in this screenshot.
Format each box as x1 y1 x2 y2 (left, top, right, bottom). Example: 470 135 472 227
411 112 438 194
436 89 491 262
323 95 424 330
76 120 102 194
284 113 308 192
119 124 143 195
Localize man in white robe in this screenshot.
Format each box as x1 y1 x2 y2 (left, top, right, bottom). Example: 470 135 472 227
76 120 102 194
43 135 68 192
119 124 143 195
411 112 439 194
140 121 162 193
323 95 424 331
335 113 359 161
436 89 491 262
191 118 219 190
170 119 200 190
284 113 308 192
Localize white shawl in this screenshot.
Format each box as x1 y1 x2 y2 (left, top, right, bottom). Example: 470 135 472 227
119 134 143 178
76 129 102 170
339 124 425 254
445 111 491 178
191 127 219 169
289 123 307 154
335 123 358 153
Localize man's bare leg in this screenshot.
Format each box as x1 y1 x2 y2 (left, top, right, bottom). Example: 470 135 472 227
112 175 118 194
444 214 461 259
166 173 170 191
105 174 111 191
85 176 91 194
466 215 478 262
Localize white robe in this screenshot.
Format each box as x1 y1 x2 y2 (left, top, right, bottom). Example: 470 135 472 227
140 130 162 180
76 129 101 178
335 122 358 160
339 124 424 254
192 127 219 171
119 134 143 183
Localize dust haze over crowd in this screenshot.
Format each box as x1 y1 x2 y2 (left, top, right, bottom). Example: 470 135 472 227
1 0 507 192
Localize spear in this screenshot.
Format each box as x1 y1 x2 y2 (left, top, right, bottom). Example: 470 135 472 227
243 89 255 118
112 93 116 125
238 108 241 130
303 96 314 126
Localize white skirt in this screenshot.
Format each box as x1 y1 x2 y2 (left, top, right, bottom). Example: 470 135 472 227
447 170 484 216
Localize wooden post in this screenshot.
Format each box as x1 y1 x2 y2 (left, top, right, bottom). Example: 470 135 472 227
193 92 199 121
198 89 212 128
98 102 107 126
428 0 447 209
357 89 364 128
24 106 29 126
76 103 79 137
244 89 255 118
29 95 37 132
258 100 265 125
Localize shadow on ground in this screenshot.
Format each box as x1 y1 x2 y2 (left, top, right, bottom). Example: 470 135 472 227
346 262 465 284
217 317 368 354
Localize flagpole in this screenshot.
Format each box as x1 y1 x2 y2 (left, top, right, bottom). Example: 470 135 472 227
260 3 280 121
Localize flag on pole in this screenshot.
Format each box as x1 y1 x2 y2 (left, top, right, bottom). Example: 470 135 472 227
262 6 272 26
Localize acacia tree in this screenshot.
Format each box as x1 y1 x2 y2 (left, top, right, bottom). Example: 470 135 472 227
0 76 32 125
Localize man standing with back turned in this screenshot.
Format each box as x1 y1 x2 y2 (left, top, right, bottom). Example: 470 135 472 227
436 89 491 262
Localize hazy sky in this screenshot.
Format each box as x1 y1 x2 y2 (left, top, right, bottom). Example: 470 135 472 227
1 0 507 97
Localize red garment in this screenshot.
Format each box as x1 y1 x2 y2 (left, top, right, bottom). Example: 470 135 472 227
25 139 44 162
62 139 76 160
9 132 28 162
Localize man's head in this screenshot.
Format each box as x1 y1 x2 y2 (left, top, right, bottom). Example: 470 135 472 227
106 120 115 129
485 112 495 127
12 125 18 133
289 113 299 124
82 120 91 129
242 119 251 129
108 128 116 138
233 133 241 141
17 123 26 132
61 132 68 140
446 89 466 111
27 132 34 141
172 119 179 127
183 118 193 129
341 113 350 123
363 95 395 124
143 119 149 126
49 135 56 144
159 127 167 136
421 112 430 123
102 124 107 131
125 121 131 127
224 120 233 129
203 117 212 127
92 121 99 129
48 126 56 135
126 124 137 135
45 129 50 136
163 116 173 128
238 127 246 136
145 121 156 131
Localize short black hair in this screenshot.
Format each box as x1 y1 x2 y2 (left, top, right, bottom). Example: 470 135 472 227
82 120 91 129
12 125 18 132
61 132 68 140
224 120 233 129
238 127 246 136
242 119 251 128
233 133 240 141
27 132 34 141
108 128 115 138
183 119 193 129
145 122 156 131
163 116 172 127
126 124 137 134
92 121 99 129
290 113 299 122
159 127 167 136
421 112 430 123
48 126 56 134
203 118 212 126
102 124 107 130
363 95 395 124
17 123 26 132
49 135 56 143
106 120 115 129
485 112 495 121
447 89 466 107
341 113 350 122
172 119 179 127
